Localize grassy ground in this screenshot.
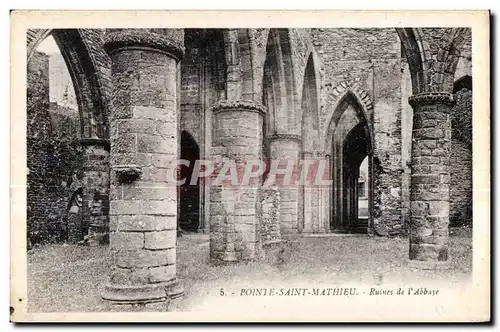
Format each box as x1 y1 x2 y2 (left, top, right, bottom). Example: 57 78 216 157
27 231 472 312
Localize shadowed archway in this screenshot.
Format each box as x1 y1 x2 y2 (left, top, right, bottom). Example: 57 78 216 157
179 130 201 232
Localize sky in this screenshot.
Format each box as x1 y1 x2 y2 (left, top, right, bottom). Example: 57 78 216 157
36 35 60 54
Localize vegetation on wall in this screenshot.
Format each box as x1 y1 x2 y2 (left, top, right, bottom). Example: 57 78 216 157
27 58 83 247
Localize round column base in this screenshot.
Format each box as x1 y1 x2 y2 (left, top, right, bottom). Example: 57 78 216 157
102 278 184 305
221 251 239 262
407 259 451 270
301 227 314 234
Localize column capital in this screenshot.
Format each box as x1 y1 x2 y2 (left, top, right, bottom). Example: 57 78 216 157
408 92 455 109
103 29 185 62
80 138 110 151
267 133 301 142
211 99 266 116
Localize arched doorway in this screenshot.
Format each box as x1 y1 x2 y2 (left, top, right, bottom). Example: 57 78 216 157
341 123 371 233
179 130 201 232
356 156 370 232
326 92 373 233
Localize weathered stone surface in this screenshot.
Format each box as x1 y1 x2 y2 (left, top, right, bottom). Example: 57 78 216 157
408 93 453 263
110 200 177 216
110 215 176 232
209 101 264 263
144 230 177 250
115 248 176 268
110 232 144 250
261 186 281 244
149 265 176 283
104 28 183 305
27 29 472 294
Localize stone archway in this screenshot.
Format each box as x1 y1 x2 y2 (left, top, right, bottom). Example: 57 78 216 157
26 30 110 246
341 123 372 233
27 29 109 139
324 83 374 234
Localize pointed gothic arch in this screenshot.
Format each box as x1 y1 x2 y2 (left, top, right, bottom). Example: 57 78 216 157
324 83 374 153
261 28 296 135
27 29 109 139
300 52 321 153
396 28 427 94
324 83 374 233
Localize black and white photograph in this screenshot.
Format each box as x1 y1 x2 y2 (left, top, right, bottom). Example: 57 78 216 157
10 10 490 322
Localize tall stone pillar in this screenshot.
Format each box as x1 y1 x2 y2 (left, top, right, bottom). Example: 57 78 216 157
321 153 332 233
408 92 454 267
301 151 314 234
267 134 301 238
101 29 185 305
209 100 265 262
300 150 326 234
80 138 110 240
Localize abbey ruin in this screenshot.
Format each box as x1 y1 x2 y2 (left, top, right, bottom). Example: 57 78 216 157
26 28 472 305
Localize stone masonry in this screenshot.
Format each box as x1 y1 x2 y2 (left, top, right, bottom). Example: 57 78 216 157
101 29 185 304
408 93 454 265
266 134 301 238
26 28 473 304
209 100 265 262
81 139 110 239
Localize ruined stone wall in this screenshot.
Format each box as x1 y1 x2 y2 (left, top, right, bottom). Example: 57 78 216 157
454 28 472 81
180 30 227 232
450 88 473 226
450 139 472 226
27 28 474 245
27 51 84 246
311 28 404 235
260 186 281 244
49 102 80 135
401 60 413 228
181 30 226 142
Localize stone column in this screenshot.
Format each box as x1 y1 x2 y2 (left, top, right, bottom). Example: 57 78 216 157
267 134 301 238
301 151 314 234
101 29 185 305
80 138 110 240
321 153 332 233
209 100 265 262
408 92 454 267
332 142 346 233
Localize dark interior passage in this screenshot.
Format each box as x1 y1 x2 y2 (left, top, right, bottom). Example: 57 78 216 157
179 131 201 232
341 123 371 233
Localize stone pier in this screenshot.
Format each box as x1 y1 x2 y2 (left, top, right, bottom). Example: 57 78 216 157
80 138 110 240
301 150 328 234
267 134 301 238
408 92 454 267
101 29 185 305
209 100 265 263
